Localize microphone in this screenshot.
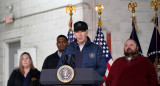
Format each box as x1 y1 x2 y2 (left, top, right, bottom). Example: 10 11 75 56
69 54 75 67
62 54 68 65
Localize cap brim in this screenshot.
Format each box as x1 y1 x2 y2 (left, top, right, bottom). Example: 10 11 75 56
74 27 87 32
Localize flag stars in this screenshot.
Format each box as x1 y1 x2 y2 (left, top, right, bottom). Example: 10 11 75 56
94 27 112 60
153 52 155 54
106 50 109 53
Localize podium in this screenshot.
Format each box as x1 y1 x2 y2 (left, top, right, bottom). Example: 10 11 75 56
40 68 104 86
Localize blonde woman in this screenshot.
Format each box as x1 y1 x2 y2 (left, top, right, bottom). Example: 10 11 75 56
7 52 42 86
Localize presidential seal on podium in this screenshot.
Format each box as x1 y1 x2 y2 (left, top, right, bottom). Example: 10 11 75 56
57 65 74 83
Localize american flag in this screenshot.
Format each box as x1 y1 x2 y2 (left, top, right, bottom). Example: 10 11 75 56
67 19 75 44
93 25 113 86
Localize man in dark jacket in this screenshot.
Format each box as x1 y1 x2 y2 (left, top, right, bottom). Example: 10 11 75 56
57 21 106 76
42 35 68 69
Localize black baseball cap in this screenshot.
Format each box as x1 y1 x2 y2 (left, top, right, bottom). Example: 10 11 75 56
74 21 88 32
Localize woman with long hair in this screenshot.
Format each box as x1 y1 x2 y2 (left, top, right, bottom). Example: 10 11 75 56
7 52 42 86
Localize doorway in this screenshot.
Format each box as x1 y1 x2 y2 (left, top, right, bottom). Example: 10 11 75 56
8 41 20 75
3 38 20 86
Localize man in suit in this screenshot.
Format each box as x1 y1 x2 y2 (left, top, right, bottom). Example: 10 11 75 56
42 35 68 69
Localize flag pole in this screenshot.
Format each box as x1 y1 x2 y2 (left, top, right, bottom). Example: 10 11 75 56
95 3 104 46
66 4 76 44
66 4 76 31
95 3 104 27
128 1 137 17
128 1 143 55
95 3 105 86
128 1 138 32
150 0 160 14
150 0 160 32
150 0 160 74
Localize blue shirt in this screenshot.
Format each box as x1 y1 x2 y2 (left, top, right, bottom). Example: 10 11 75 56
22 70 32 86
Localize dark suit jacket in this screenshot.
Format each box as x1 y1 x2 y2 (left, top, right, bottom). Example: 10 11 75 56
42 51 60 69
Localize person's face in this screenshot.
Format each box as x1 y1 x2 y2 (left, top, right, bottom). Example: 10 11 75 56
21 54 32 68
74 30 88 45
57 37 68 52
124 40 138 57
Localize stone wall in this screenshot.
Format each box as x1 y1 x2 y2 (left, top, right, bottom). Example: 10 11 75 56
0 0 159 85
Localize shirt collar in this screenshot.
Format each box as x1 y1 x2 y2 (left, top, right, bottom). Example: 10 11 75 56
125 54 138 62
57 51 62 57
79 44 85 51
77 38 87 51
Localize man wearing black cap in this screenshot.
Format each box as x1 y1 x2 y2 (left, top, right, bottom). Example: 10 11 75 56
57 21 106 83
